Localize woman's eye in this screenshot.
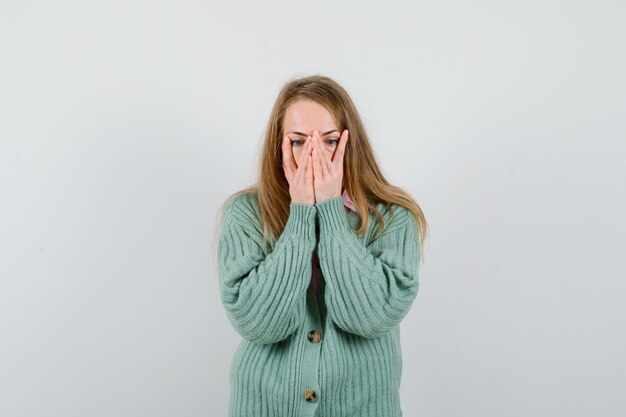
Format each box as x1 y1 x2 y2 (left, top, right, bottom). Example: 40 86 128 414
291 138 338 146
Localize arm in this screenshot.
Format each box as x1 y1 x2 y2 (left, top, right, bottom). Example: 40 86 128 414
217 197 317 344
316 196 420 339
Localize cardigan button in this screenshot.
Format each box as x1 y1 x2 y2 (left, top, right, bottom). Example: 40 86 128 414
307 330 321 343
304 389 317 402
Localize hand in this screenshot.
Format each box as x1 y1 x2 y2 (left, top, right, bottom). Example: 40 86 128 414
282 134 315 205
311 128 349 203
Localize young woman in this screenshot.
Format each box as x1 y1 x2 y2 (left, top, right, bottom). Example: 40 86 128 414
215 75 428 417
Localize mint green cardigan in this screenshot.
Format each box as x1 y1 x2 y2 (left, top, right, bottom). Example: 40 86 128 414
217 191 421 417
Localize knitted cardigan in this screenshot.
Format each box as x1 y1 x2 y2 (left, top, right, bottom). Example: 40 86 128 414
217 190 421 417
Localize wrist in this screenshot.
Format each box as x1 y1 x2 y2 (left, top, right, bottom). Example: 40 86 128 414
283 202 317 240
315 196 349 231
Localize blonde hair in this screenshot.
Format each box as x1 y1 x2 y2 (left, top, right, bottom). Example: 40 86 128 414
212 74 428 276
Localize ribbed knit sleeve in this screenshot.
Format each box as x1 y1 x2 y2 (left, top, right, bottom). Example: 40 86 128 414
315 196 420 339
217 197 317 345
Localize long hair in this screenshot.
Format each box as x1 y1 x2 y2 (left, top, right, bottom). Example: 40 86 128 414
213 74 428 270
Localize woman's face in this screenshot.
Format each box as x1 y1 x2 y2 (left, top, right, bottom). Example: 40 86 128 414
282 98 341 168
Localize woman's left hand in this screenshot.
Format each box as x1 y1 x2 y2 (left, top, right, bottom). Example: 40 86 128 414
311 128 349 203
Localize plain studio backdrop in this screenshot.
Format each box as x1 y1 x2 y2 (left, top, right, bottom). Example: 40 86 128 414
1 1 625 416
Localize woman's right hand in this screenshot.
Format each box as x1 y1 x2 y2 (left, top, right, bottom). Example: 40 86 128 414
282 135 315 205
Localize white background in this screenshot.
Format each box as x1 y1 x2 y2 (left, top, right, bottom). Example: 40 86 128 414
1 1 625 416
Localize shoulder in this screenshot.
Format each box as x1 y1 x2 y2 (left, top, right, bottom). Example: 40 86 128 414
222 190 261 228
373 201 411 225
371 201 419 241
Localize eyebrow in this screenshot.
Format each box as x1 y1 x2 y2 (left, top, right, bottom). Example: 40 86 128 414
286 129 339 136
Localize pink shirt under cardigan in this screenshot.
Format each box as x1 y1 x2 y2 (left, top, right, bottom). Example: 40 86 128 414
309 189 356 293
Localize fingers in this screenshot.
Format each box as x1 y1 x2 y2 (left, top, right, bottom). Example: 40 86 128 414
295 137 312 180
305 151 313 187
332 129 349 167
282 134 296 176
311 137 322 181
312 130 330 179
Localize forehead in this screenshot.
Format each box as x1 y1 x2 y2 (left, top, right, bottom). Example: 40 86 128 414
283 99 337 131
